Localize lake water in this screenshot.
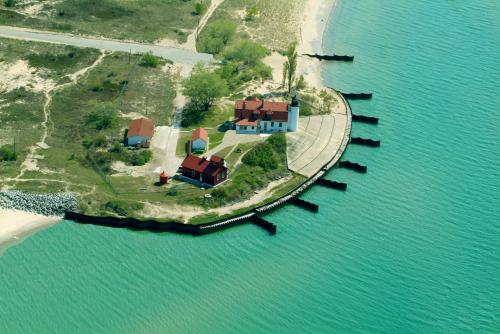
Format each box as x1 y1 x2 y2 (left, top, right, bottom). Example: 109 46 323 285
1 1 499 333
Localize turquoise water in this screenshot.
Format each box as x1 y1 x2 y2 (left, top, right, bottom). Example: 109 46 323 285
1 0 500 332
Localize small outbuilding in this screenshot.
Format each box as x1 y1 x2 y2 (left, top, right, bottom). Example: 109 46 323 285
127 117 155 147
181 155 228 186
191 127 208 152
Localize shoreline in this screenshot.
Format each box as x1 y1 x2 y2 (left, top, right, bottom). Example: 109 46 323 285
0 209 60 255
0 0 344 238
297 0 337 88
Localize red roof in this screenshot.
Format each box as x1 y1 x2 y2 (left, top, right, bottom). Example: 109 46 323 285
192 127 208 142
181 155 226 177
127 118 154 138
234 99 289 123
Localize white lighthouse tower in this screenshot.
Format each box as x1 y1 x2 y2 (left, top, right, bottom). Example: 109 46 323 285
288 95 300 132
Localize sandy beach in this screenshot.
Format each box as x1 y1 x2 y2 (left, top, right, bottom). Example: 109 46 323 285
0 209 60 255
297 0 336 88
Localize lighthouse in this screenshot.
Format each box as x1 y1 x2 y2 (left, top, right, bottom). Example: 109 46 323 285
288 95 300 132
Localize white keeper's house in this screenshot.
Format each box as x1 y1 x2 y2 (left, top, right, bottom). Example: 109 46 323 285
233 96 299 134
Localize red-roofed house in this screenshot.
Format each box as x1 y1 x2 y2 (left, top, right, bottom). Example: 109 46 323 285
127 117 155 147
233 96 300 134
191 127 208 152
181 155 228 186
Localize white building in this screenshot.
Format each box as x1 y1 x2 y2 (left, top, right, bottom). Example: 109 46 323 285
233 97 299 135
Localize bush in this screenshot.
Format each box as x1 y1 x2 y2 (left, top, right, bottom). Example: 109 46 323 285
85 103 118 130
103 200 144 217
198 21 237 54
139 52 162 68
242 133 286 170
194 2 204 15
130 150 152 166
182 64 228 110
0 145 16 162
223 40 269 66
180 102 205 127
4 0 16 8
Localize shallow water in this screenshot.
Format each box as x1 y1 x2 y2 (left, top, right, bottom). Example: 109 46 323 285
1 1 499 333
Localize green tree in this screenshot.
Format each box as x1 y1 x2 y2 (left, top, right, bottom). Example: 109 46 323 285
283 42 298 94
4 0 16 7
194 2 204 15
198 20 236 54
0 144 16 161
182 64 228 111
85 103 118 130
223 40 269 66
139 52 162 68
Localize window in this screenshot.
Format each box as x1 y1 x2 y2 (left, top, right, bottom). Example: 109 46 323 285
191 170 196 178
242 126 247 130
279 122 282 127
264 122 268 128
271 122 274 127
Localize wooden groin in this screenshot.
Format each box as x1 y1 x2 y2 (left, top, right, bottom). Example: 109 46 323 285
315 178 347 191
338 160 368 173
352 114 379 124
64 211 201 235
340 92 373 100
351 137 381 147
250 215 277 235
290 197 319 213
303 54 354 62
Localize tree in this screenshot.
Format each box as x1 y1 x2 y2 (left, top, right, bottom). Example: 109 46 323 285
198 21 237 54
85 103 118 130
0 144 16 161
194 2 204 15
139 52 162 68
223 40 269 66
182 64 228 111
4 0 16 7
283 42 298 94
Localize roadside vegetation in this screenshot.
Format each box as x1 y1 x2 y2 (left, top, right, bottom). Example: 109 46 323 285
196 0 306 52
0 0 211 43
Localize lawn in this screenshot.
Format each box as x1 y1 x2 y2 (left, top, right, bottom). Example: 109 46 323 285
0 0 211 43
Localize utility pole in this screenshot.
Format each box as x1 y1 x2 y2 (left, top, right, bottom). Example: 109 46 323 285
128 49 131 64
145 96 148 116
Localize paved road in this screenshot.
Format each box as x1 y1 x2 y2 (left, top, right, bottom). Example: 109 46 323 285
0 25 212 65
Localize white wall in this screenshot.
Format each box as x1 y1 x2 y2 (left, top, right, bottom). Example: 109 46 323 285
235 125 258 134
260 121 287 133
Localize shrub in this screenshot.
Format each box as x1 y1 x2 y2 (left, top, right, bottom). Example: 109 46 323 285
194 2 204 15
223 40 269 66
139 52 162 68
103 200 144 217
242 133 286 170
198 21 237 54
130 150 152 166
4 0 16 8
0 145 16 162
85 103 118 130
182 64 228 110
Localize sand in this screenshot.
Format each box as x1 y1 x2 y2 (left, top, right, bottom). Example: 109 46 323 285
297 0 336 88
0 209 60 255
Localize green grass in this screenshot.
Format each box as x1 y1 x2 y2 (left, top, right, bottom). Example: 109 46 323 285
197 0 305 52
182 102 234 130
208 131 225 149
0 0 211 43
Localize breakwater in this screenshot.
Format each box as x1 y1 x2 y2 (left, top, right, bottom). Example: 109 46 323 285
315 179 347 191
303 54 354 61
339 160 367 173
352 114 379 124
340 92 373 100
351 137 381 147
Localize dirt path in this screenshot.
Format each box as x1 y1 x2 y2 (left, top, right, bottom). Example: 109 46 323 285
184 0 225 51
14 50 106 180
